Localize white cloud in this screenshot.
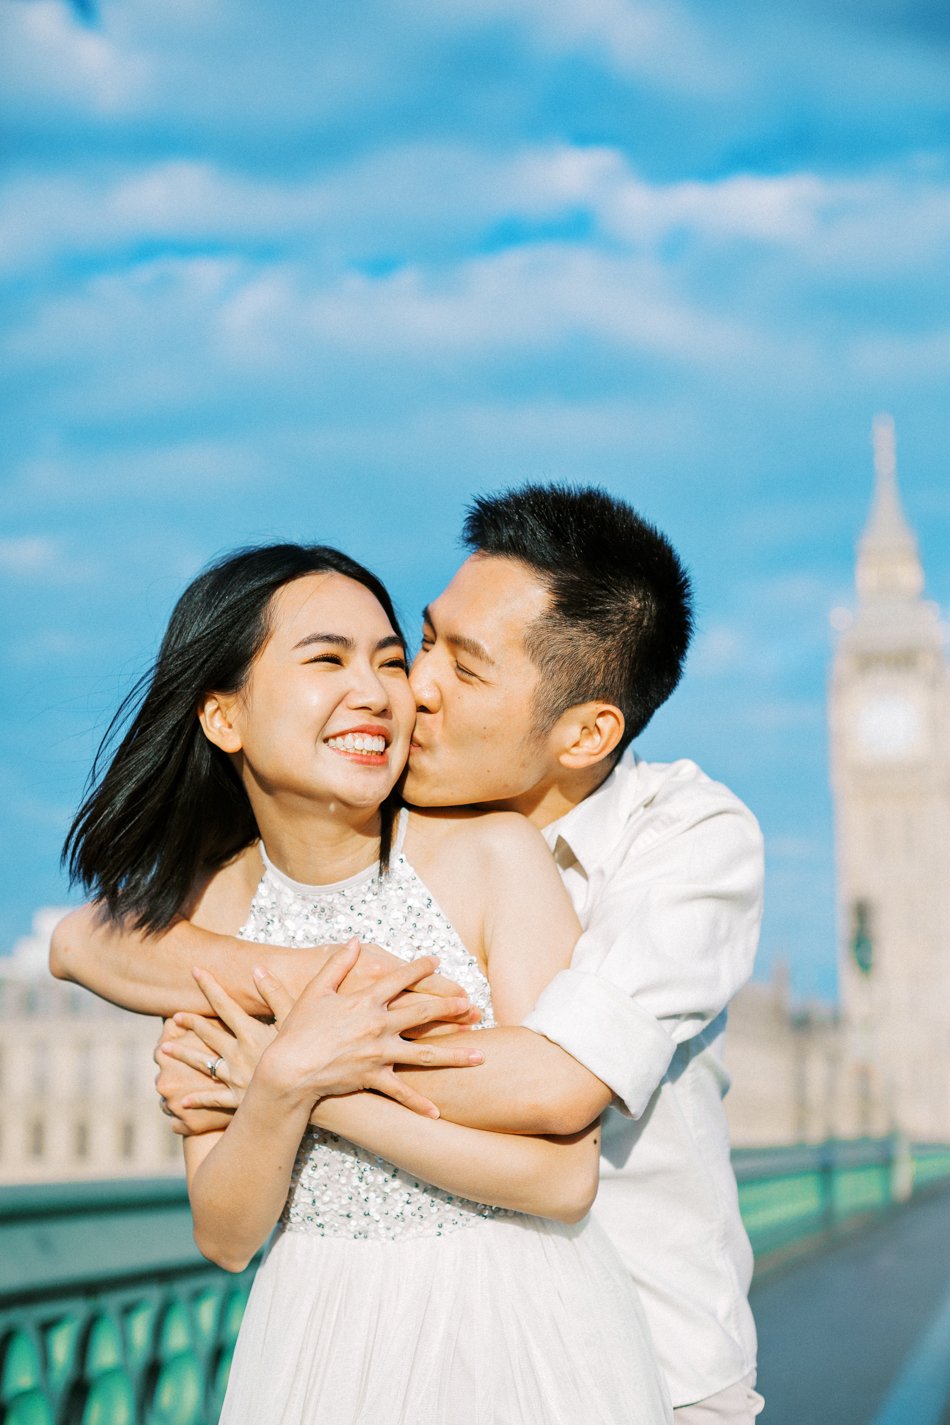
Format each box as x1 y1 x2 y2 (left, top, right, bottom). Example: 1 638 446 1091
1 0 150 114
0 535 99 584
454 0 731 92
738 698 825 732
2 906 71 976
218 244 762 368
4 143 948 307
0 535 58 576
602 171 828 245
691 623 747 676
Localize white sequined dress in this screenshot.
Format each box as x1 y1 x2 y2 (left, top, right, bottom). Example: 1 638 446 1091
218 816 671 1425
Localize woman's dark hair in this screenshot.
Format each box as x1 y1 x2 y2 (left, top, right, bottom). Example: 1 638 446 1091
463 483 693 757
64 543 405 933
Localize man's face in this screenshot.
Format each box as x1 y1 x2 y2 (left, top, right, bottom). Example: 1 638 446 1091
403 554 560 813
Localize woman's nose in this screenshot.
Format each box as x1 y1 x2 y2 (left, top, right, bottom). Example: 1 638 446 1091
348 666 389 711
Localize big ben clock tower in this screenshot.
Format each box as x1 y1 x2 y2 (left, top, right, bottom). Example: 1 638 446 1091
830 415 950 1141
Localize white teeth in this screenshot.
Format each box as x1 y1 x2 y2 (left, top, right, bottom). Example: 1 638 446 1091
327 733 386 754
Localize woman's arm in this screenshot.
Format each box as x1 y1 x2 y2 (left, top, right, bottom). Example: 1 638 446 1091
167 992 602 1225
183 1064 312 1273
312 1092 600 1223
180 947 373 1271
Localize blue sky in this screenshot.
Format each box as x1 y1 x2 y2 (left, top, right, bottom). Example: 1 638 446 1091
2 0 948 999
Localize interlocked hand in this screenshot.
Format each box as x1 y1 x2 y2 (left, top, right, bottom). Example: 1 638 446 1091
158 938 484 1121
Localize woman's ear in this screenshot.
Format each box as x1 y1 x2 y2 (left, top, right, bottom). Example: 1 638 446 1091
197 692 244 754
556 702 625 772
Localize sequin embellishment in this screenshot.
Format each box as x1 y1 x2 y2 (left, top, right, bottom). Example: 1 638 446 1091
240 845 511 1241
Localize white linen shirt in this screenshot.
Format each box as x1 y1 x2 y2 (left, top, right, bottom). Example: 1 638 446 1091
522 751 764 1408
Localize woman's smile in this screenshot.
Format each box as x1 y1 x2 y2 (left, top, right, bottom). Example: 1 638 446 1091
325 724 392 764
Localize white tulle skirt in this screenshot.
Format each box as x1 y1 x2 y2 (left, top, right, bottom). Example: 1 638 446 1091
219 1212 671 1425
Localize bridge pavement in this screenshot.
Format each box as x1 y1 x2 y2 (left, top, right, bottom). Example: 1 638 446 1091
752 1183 950 1425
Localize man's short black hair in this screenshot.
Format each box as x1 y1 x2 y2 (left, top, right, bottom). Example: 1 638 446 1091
462 483 693 756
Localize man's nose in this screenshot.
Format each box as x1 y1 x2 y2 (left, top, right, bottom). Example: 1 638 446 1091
409 654 440 713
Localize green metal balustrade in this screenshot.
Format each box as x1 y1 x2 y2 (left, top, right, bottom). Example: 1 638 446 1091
1 1180 256 1425
3 1139 950 1424
735 1135 901 1259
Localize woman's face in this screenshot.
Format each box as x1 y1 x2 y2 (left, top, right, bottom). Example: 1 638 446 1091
207 572 414 815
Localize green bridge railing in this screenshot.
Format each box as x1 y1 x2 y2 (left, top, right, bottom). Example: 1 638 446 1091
3 1138 950 1425
735 1136 950 1260
1 1179 257 1425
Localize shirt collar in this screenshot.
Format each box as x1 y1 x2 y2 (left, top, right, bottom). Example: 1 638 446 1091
541 748 653 877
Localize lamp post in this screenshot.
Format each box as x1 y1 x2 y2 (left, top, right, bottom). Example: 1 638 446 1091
850 898 875 1138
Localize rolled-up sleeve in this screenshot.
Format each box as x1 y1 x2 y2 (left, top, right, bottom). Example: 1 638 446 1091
523 970 676 1117
523 786 764 1118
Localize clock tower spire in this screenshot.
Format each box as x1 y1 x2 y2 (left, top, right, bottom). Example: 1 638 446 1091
856 413 924 601
829 417 950 1140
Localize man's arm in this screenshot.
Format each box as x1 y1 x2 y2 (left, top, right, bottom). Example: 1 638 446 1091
51 842 471 1024
397 1027 611 1134
521 791 764 1120
49 902 328 1016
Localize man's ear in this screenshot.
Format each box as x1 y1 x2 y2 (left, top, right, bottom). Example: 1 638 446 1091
556 702 625 771
197 692 244 754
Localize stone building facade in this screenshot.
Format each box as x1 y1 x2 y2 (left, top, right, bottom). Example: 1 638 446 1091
0 909 181 1184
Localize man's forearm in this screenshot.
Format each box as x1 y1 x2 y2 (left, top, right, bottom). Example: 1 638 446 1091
396 1026 611 1136
49 904 327 1017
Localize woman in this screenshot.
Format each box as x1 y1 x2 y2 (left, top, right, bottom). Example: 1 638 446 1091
65 543 670 1425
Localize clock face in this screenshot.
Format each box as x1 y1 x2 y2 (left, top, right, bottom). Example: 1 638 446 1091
854 690 925 762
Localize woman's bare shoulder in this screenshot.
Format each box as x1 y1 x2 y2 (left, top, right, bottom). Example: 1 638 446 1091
187 842 264 931
405 807 548 871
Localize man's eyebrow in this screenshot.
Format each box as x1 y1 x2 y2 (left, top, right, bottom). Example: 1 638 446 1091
421 606 495 667
292 632 406 653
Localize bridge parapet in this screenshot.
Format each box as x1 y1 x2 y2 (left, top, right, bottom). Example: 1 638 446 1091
735 1136 950 1261
1 1178 255 1425
2 1141 949 1424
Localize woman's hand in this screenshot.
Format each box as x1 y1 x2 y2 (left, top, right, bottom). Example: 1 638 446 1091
164 939 486 1119
255 944 486 1116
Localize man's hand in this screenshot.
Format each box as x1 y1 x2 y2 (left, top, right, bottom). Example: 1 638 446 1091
161 972 278 1114
154 1019 235 1136
338 942 467 1000
338 943 481 1040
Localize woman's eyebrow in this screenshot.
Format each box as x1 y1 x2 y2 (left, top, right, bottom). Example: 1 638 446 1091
292 633 354 651
292 633 405 652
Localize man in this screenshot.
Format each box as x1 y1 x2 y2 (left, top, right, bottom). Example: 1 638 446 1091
52 484 764 1422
